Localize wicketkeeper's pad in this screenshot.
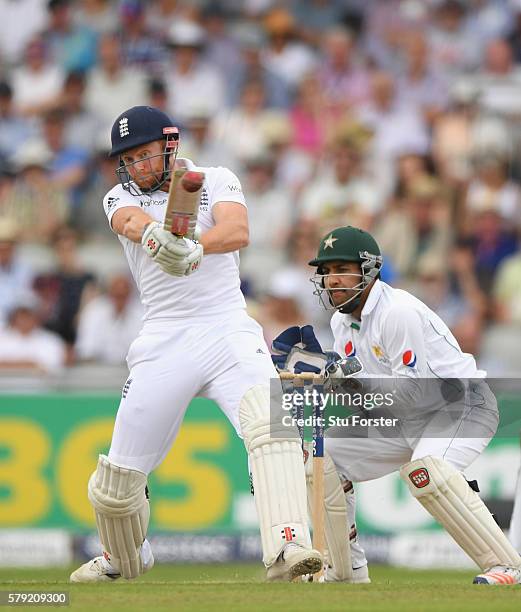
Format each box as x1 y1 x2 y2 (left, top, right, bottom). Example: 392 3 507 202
401 455 521 570
88 455 150 579
305 445 353 581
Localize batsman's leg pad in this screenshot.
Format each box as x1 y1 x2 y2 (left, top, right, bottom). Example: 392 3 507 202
88 455 150 579
401 455 521 570
240 385 311 566
305 445 353 581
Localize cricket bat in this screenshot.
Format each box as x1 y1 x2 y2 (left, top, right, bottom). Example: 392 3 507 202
163 166 205 239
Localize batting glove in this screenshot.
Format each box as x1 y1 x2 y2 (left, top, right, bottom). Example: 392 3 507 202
142 221 204 277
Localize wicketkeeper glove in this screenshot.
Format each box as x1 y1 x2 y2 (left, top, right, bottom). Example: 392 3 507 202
142 221 204 277
271 325 340 375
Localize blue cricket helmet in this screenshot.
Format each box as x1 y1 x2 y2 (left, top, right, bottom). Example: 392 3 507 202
109 106 178 157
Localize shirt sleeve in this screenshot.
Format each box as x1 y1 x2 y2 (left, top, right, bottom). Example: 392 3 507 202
209 167 246 208
102 186 141 232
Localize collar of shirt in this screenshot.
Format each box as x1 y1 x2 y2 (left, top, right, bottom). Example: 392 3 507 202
342 279 384 331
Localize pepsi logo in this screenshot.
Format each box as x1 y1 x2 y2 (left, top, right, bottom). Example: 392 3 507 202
402 350 417 368
345 341 356 357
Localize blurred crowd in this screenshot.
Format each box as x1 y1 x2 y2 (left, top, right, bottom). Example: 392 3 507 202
1 0 521 376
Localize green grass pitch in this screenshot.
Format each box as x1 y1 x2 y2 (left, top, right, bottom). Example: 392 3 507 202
0 564 520 612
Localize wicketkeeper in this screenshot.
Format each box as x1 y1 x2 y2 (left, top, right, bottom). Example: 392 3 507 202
273 225 521 585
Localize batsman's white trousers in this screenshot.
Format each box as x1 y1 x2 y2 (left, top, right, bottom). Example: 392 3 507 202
326 380 499 482
108 310 278 474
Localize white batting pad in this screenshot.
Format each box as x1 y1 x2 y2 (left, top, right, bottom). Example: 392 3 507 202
305 445 353 580
240 385 312 566
88 455 150 579
401 455 521 570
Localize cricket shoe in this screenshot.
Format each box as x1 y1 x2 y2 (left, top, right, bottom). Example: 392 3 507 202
324 563 371 584
266 543 323 582
301 564 371 583
70 541 154 583
473 565 521 585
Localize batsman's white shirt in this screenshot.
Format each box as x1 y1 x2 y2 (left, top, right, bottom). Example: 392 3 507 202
326 280 498 481
103 158 246 322
101 158 278 474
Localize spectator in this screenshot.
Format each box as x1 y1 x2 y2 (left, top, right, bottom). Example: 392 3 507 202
75 274 142 364
467 38 521 119
262 114 315 199
52 71 101 155
428 0 481 76
72 0 119 35
180 109 237 171
0 302 66 374
74 141 118 240
2 140 69 242
239 154 292 293
117 0 166 74
493 249 521 324
0 218 35 326
393 152 434 200
255 275 308 350
33 226 96 351
146 0 185 41
211 79 284 166
395 31 449 126
200 2 242 77
300 130 380 235
43 0 98 72
265 221 332 347
0 0 47 67
358 70 430 198
165 19 225 123
412 245 486 339
228 27 291 109
85 33 147 136
147 78 169 113
465 0 513 44
0 81 36 163
291 0 346 45
317 26 371 115
508 1 521 63
40 109 90 211
289 74 326 156
375 175 452 281
465 153 521 230
260 8 317 90
467 209 518 295
432 81 481 184
11 36 64 117
359 71 430 159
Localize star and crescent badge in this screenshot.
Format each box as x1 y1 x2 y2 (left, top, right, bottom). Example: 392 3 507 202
324 234 338 249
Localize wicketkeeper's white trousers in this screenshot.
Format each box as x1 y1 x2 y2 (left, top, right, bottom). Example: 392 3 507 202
326 380 499 481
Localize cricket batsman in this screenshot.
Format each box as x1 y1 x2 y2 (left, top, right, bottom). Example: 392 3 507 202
70 106 322 583
273 225 521 585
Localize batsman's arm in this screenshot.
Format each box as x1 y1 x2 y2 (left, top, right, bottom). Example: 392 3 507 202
111 206 154 243
199 202 249 254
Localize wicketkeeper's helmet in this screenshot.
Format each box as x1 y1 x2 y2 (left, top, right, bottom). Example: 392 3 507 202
309 226 383 314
